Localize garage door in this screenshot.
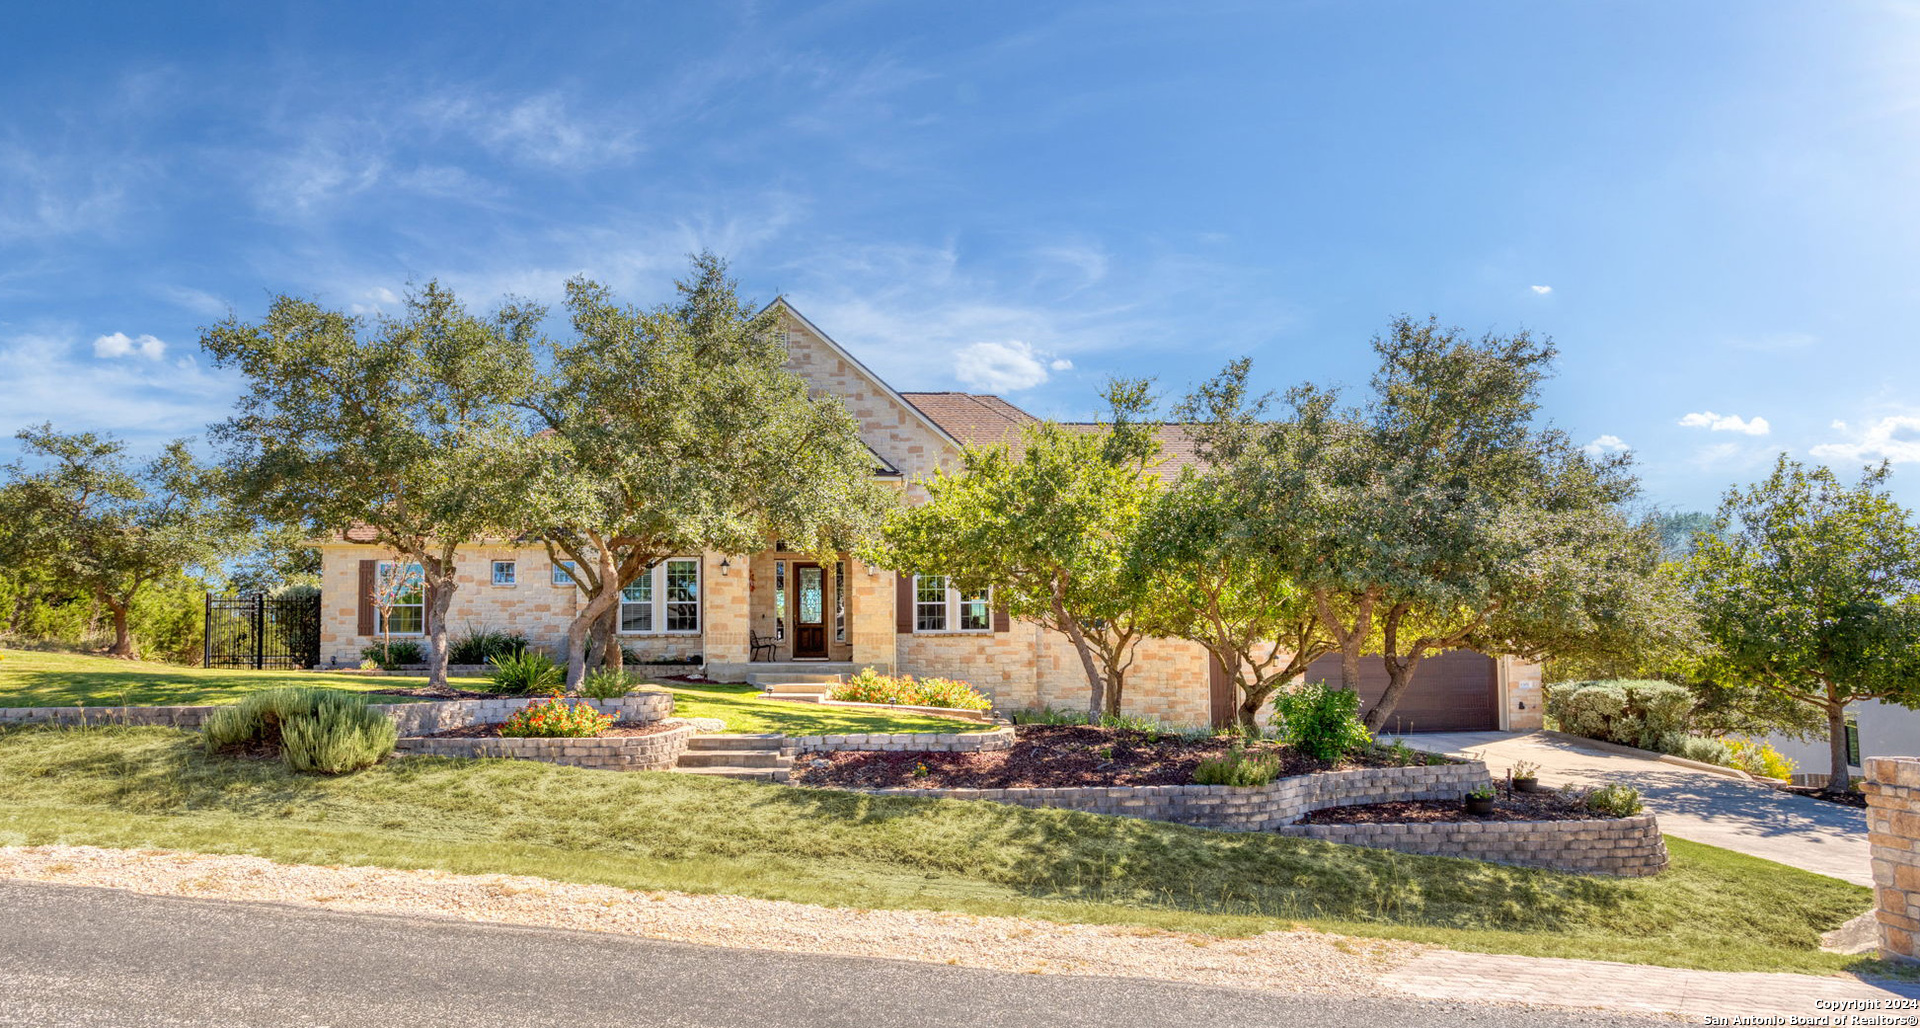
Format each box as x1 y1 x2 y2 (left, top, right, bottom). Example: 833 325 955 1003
1302 650 1498 733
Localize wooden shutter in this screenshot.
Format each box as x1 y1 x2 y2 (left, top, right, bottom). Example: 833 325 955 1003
356 560 377 636
895 573 914 633
992 601 1010 633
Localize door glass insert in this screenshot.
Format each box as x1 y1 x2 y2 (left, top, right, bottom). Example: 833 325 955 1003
798 566 824 625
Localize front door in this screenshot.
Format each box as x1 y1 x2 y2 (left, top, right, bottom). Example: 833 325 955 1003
793 563 828 659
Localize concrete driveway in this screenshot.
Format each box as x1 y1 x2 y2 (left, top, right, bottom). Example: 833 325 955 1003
1387 730 1871 885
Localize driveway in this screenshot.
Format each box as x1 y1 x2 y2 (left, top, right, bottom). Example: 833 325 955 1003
1387 730 1871 885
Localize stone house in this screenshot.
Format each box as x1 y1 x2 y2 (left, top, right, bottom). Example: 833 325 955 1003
316 300 1542 730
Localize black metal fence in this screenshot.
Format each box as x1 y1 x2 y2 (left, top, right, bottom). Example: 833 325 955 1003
204 592 321 670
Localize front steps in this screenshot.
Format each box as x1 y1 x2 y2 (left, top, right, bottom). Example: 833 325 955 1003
674 733 793 782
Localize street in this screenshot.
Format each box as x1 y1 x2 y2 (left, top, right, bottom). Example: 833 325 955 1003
0 881 1662 1027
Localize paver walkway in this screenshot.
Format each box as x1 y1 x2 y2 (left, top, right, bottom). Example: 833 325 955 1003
1388 730 1871 884
1381 949 1920 1019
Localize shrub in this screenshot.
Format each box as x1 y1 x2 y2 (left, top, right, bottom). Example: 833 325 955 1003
499 693 615 738
446 628 527 665
829 667 992 711
1584 784 1644 817
485 650 563 694
1663 734 1734 766
1726 737 1798 780
1546 679 1695 750
360 640 423 669
1270 682 1372 761
1192 744 1281 786
579 667 644 700
202 687 395 774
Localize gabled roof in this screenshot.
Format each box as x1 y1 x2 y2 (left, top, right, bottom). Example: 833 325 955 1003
766 297 964 451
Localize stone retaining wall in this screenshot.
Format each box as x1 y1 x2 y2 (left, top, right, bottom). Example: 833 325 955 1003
785 725 1016 754
1276 814 1668 876
395 722 694 771
0 693 674 734
862 762 1488 831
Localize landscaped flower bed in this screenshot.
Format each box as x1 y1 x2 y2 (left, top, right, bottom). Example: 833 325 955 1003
415 720 682 740
785 723 1444 789
1299 791 1621 825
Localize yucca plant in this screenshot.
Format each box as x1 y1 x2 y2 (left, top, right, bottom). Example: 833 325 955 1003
485 650 563 694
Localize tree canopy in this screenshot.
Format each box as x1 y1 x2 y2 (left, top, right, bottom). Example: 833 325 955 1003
518 254 894 685
0 425 238 657
203 281 539 687
868 382 1162 716
1684 455 1920 792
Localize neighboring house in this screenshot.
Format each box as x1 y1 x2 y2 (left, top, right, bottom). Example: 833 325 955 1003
1765 701 1920 785
316 300 1543 730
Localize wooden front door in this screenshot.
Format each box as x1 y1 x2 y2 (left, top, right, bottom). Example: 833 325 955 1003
793 563 828 659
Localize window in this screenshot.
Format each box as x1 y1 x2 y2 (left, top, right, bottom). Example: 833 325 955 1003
913 575 993 634
620 574 653 633
551 560 578 587
833 561 847 642
375 561 425 635
1847 718 1862 767
915 575 947 632
615 557 701 635
665 559 700 632
491 561 516 586
774 560 786 640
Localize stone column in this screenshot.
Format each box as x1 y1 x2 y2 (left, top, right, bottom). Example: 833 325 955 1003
701 550 751 681
848 557 895 674
1864 756 1920 961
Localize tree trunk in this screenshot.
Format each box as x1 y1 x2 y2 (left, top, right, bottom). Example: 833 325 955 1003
422 558 456 690
563 547 625 689
1825 687 1853 795
1051 585 1106 717
1313 588 1375 696
589 608 614 674
103 597 135 658
1362 607 1426 733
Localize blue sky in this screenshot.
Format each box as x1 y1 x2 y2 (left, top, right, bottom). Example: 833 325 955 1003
3 0 1918 512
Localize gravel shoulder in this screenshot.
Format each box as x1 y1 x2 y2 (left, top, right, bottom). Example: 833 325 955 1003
0 844 1417 996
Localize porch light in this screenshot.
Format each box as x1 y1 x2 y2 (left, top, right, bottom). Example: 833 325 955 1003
718 558 732 576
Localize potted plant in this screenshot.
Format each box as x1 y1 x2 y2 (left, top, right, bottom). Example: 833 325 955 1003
1464 783 1496 815
1510 760 1541 793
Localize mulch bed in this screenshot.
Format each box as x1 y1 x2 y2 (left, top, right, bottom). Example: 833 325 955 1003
416 721 676 739
362 685 507 699
1775 784 1869 809
784 724 1422 789
1298 791 1618 824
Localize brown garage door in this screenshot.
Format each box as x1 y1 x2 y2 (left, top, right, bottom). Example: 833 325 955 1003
1302 650 1498 733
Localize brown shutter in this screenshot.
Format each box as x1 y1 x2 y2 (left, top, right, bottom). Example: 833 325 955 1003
992 600 1010 633
895 573 914 634
356 560 376 636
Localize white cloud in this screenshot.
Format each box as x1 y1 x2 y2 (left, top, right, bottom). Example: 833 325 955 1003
1048 358 1073 371
1583 434 1629 456
156 285 231 319
419 91 639 170
92 332 167 360
1530 284 1553 295
1811 416 1920 464
954 340 1058 392
1678 410 1771 436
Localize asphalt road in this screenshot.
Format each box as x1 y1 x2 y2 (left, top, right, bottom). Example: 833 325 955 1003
0 880 1665 1028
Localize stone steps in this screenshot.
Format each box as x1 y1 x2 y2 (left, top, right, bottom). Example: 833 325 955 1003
747 672 845 687
674 733 793 782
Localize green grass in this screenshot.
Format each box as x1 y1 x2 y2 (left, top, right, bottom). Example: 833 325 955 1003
0 648 484 707
658 681 987 735
0 723 1879 977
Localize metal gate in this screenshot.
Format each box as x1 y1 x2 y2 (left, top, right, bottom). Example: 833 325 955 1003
203 592 321 670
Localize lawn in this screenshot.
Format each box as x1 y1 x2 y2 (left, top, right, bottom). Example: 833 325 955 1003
0 723 1877 977
0 649 485 707
658 680 988 735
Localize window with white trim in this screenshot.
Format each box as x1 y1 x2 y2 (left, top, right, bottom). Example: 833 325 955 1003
913 575 992 634
376 561 426 635
833 561 847 642
491 560 516 586
616 557 701 635
551 560 577 587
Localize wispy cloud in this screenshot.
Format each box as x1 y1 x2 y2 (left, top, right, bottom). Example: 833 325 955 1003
1811 415 1920 464
1529 284 1553 295
418 91 641 170
1583 434 1629 456
1679 410 1771 436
